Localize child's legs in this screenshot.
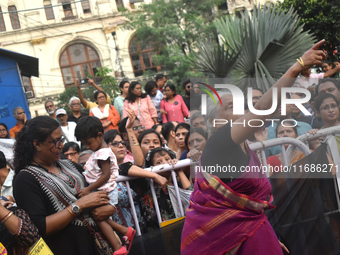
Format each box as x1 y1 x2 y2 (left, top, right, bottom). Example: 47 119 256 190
107 188 129 235
107 218 129 235
96 219 121 251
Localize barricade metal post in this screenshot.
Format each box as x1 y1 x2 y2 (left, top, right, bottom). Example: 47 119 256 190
170 170 185 217
125 181 141 236
260 149 269 178
149 179 162 226
281 144 289 167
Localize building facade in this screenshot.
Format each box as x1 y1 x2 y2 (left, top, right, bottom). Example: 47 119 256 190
0 0 275 117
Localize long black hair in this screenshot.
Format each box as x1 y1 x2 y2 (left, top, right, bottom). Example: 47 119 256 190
125 81 147 103
13 116 59 173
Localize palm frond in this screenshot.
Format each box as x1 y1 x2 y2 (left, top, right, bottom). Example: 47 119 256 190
191 40 239 78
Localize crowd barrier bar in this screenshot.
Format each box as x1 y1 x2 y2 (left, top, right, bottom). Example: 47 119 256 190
113 127 340 239
116 159 195 236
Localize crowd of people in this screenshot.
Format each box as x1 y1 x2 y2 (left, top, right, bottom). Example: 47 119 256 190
1 40 340 254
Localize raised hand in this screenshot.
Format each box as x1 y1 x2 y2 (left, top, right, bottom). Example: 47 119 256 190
301 39 326 69
126 108 136 129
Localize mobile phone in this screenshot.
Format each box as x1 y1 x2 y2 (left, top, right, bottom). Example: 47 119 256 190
80 78 89 84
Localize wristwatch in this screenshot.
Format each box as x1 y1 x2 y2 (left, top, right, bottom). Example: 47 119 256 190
71 203 80 216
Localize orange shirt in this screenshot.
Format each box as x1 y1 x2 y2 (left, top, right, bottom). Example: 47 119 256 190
89 105 120 132
9 123 24 138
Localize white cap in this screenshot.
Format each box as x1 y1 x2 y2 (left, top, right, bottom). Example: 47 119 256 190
56 108 67 116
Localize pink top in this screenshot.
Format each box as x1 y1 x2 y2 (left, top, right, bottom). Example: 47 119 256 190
123 96 158 129
161 95 189 123
83 148 119 192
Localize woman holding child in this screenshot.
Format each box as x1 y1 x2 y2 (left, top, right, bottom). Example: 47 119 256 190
12 116 124 255
181 40 326 254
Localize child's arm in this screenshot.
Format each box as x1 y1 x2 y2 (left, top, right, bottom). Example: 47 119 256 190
78 159 111 197
177 169 192 190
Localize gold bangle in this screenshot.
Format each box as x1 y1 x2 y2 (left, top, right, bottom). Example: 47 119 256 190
296 57 305 69
66 207 76 217
131 143 140 146
2 211 13 224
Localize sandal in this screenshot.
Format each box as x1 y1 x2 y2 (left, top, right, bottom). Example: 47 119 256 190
122 227 136 252
113 246 128 255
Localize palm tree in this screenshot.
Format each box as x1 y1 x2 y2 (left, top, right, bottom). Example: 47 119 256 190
192 4 315 91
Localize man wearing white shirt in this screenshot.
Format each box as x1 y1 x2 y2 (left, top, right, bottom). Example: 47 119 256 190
56 108 80 146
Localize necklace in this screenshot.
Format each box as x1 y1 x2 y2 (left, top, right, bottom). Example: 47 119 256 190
32 160 80 192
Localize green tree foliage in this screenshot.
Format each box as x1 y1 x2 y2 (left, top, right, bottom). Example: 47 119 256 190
123 0 225 84
278 0 340 59
192 4 314 91
95 66 119 99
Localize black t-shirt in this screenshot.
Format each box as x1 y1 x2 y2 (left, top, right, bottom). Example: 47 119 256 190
67 112 89 124
182 95 190 110
13 161 97 255
201 124 249 183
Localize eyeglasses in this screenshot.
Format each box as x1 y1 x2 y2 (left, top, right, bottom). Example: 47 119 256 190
0 129 7 132
319 104 339 111
47 136 66 148
132 126 145 131
64 151 78 157
45 104 54 109
109 141 127 147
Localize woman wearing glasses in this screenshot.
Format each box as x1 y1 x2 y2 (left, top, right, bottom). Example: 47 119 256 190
123 81 158 129
0 123 9 139
103 109 168 231
12 116 114 255
89 90 120 132
315 93 340 129
161 83 189 124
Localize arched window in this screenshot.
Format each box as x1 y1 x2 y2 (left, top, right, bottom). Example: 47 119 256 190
129 36 160 77
8 5 20 30
59 43 101 87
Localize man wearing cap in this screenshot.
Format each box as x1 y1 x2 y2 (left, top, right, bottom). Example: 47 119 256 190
45 100 57 119
56 108 79 145
67 96 88 124
9 107 26 138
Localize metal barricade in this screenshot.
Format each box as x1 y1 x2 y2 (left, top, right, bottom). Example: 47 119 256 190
116 126 340 237
116 159 194 236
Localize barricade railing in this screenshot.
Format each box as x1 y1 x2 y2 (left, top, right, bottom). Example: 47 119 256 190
120 137 314 236
109 127 340 237
116 159 195 236
249 137 311 174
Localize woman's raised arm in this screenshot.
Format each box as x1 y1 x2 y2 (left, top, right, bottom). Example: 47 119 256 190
230 39 326 145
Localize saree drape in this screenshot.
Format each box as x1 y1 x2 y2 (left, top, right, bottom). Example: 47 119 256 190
181 146 282 255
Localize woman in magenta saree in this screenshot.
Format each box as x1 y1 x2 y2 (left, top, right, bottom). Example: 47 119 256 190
181 140 281 255
181 40 326 255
